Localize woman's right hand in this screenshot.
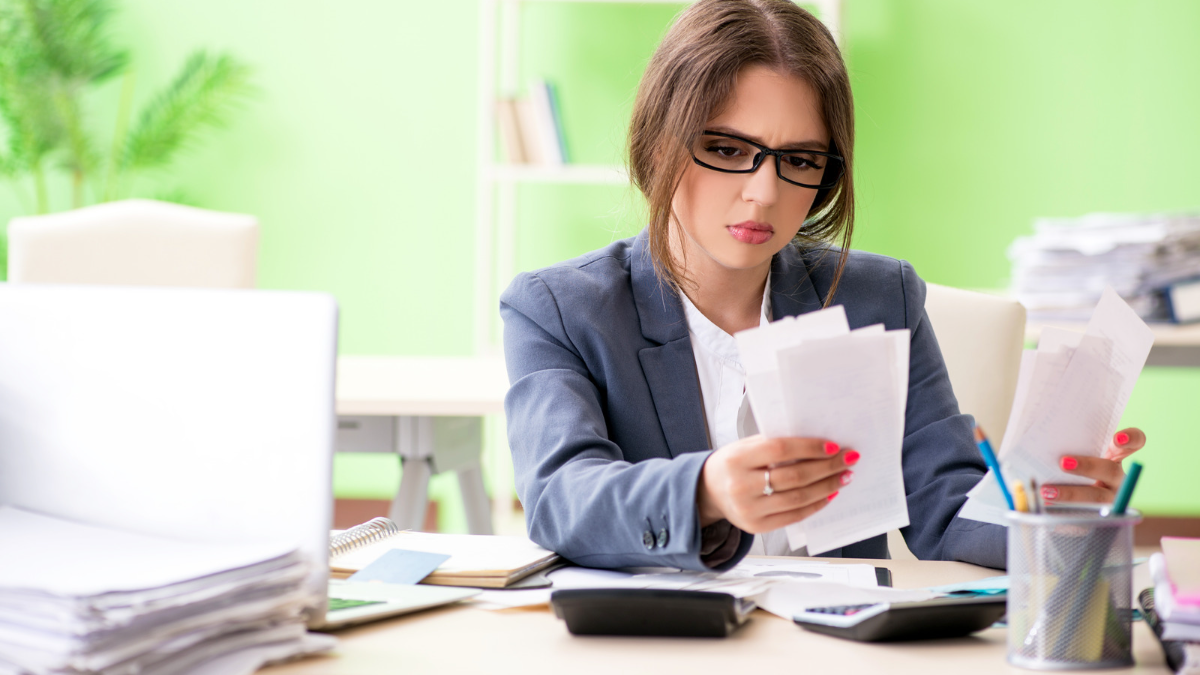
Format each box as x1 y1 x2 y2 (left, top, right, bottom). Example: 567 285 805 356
696 435 857 533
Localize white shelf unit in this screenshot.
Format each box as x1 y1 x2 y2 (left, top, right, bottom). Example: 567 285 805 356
472 0 843 353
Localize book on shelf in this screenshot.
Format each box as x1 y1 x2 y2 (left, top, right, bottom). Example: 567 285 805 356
329 517 559 589
496 79 568 168
514 97 546 165
544 80 570 164
496 98 529 165
526 79 565 166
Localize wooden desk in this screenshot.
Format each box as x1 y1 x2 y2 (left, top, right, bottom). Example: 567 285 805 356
1028 321 1200 367
266 558 1170 674
334 356 508 534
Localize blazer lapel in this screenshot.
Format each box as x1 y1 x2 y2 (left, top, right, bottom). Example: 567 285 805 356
630 231 709 458
628 234 828 457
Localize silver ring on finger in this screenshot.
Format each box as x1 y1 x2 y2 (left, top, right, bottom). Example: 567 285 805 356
762 469 774 497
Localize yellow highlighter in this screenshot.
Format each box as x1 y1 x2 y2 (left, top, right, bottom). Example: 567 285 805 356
1013 481 1030 513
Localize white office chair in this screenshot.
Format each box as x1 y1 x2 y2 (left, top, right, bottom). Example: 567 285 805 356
7 199 258 288
923 283 1026 448
888 283 1026 559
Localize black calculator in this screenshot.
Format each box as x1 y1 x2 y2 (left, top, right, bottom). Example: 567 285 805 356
792 594 1007 642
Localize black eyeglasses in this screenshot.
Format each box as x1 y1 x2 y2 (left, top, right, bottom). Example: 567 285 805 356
690 130 844 189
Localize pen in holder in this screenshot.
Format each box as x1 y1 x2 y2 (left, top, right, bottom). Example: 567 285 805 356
1005 505 1141 670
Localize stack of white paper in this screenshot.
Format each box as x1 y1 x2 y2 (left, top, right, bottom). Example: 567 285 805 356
961 288 1154 524
471 558 915 616
1009 211 1200 321
735 306 911 555
0 507 333 675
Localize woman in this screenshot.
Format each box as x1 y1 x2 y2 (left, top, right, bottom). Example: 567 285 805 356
500 0 1142 571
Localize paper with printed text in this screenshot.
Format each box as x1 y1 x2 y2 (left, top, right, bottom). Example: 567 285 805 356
736 307 911 555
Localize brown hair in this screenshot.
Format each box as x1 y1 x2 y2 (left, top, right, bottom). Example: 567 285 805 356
627 0 855 303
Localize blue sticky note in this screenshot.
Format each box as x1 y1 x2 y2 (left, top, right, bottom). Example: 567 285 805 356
348 549 450 585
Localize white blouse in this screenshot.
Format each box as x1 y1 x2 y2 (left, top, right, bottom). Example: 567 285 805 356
679 278 806 557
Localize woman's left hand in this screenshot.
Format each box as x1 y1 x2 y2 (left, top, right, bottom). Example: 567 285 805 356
1041 428 1146 504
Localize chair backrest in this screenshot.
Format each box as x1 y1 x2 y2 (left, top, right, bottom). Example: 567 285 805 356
923 283 1026 448
7 199 258 288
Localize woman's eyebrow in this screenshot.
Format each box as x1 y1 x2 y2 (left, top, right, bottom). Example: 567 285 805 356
708 125 829 151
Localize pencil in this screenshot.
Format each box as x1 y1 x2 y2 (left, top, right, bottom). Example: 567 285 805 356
973 424 1016 511
1108 462 1143 516
1013 481 1030 513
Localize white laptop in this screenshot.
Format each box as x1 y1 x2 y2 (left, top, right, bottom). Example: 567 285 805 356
0 283 475 630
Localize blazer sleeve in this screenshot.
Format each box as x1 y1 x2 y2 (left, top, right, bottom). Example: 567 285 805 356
500 272 750 571
898 261 1008 569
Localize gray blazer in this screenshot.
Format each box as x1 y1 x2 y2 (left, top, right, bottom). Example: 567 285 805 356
501 229 1006 571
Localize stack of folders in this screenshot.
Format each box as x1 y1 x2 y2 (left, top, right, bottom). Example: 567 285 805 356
735 305 910 556
1142 538 1200 674
1008 211 1200 322
0 507 333 675
495 79 568 166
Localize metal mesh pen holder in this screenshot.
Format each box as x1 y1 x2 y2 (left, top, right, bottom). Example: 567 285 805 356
1006 505 1141 670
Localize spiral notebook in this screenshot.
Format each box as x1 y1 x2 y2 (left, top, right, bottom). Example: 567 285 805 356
330 518 560 588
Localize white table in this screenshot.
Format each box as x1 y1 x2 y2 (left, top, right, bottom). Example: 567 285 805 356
334 356 508 534
264 557 1171 674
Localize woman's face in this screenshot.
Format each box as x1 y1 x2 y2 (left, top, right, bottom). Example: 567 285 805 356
671 65 829 277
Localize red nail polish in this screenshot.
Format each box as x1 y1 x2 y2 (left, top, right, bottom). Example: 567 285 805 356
824 442 839 455
1042 486 1058 501
1115 432 1130 446
1060 457 1078 471
841 471 853 486
844 450 860 466
828 491 838 501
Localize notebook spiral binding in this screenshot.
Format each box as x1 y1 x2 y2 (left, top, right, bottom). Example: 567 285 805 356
329 517 400 559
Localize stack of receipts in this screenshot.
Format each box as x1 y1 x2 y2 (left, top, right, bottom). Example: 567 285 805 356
734 306 911 555
0 507 333 675
961 287 1155 524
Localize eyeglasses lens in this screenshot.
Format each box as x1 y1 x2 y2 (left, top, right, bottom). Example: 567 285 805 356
692 135 838 188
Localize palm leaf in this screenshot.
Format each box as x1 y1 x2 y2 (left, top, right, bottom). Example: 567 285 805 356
0 2 63 171
14 0 127 84
121 51 254 172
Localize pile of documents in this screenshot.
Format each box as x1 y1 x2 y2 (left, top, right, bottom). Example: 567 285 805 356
734 305 910 555
470 558 936 617
962 288 1154 524
0 507 332 675
1009 211 1200 321
1144 538 1200 674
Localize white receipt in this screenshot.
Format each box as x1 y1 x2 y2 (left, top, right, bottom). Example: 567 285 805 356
962 287 1154 524
469 559 883 612
735 306 911 555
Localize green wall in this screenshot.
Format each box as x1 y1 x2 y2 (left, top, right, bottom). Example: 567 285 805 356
2 1 1196 523
844 0 1200 517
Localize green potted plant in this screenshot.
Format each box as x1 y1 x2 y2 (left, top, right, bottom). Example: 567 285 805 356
0 0 256 216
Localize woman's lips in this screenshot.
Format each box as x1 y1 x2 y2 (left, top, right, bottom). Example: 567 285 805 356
727 221 774 245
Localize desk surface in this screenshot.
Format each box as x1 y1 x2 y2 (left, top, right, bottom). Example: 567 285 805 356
336 356 508 417
265 557 1169 675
